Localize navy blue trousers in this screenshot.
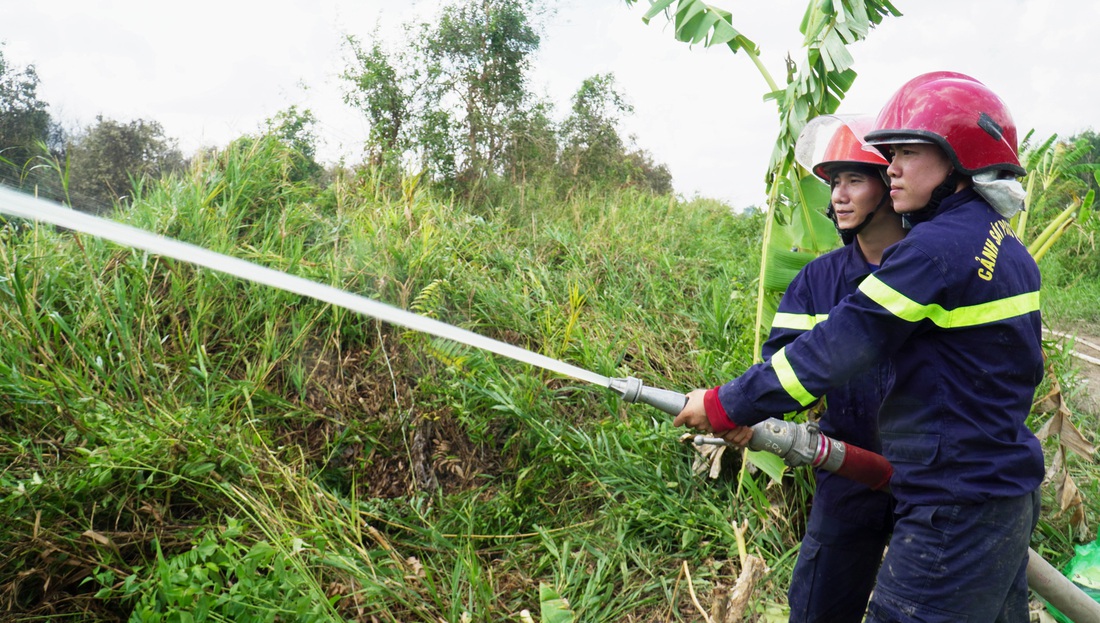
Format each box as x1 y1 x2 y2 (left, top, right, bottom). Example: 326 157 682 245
787 499 892 623
865 490 1040 622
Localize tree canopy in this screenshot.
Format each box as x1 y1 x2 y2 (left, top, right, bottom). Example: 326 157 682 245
66 116 184 212
341 0 673 200
0 45 58 186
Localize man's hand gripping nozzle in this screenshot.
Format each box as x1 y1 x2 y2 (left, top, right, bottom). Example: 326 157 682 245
609 377 892 491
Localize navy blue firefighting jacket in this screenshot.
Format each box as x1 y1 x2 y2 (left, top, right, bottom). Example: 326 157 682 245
712 189 1045 507
763 242 894 526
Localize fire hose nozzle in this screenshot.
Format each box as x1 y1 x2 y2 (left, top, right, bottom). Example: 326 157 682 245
693 435 730 447
609 380 885 489
749 418 818 468
693 420 816 466
608 377 688 417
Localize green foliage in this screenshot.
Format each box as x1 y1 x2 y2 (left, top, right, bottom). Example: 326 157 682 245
0 44 65 202
560 74 632 178
0 44 56 176
638 0 757 54
0 144 769 620
416 0 540 191
624 148 674 195
501 98 558 185
65 116 185 212
1014 132 1100 323
341 34 410 171
0 47 320 220
625 0 901 358
1017 132 1100 259
0 102 1095 621
1 6 1097 621
557 73 669 194
538 582 575 623
341 2 674 205
126 521 338 622
263 105 324 183
1070 130 1100 195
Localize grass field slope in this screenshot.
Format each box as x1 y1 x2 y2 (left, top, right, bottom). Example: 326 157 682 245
1 137 1097 621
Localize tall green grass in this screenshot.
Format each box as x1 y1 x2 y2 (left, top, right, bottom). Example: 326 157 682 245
0 137 1095 621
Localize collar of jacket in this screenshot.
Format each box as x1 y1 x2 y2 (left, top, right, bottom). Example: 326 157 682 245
842 242 875 289
928 187 982 219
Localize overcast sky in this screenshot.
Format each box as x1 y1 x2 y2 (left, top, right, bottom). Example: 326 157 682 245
4 0 1098 209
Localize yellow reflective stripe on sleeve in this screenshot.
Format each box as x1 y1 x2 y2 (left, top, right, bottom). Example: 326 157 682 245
771 347 817 407
858 275 1040 328
771 312 829 331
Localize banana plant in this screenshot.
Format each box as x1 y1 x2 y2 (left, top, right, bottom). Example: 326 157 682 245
1028 191 1093 262
622 0 901 360
1016 132 1098 261
621 1 900 490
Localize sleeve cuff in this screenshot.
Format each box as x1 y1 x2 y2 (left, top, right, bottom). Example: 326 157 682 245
704 387 737 433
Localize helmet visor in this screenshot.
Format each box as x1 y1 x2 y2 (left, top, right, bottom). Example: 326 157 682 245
795 114 886 181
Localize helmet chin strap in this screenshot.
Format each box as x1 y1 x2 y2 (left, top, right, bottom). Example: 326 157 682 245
829 191 891 245
901 171 960 229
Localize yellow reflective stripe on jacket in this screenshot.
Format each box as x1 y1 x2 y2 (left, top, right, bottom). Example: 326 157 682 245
771 347 817 406
858 275 1040 328
771 312 829 331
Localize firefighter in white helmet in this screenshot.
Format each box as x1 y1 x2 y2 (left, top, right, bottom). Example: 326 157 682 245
767 114 903 622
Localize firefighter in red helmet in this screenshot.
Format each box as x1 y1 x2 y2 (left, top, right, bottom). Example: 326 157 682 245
865 70 1028 225
676 72 1043 621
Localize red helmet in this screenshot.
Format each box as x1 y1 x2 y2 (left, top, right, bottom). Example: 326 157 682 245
795 115 889 183
864 71 1024 176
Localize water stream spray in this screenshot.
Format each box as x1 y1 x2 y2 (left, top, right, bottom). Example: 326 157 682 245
0 186 611 387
